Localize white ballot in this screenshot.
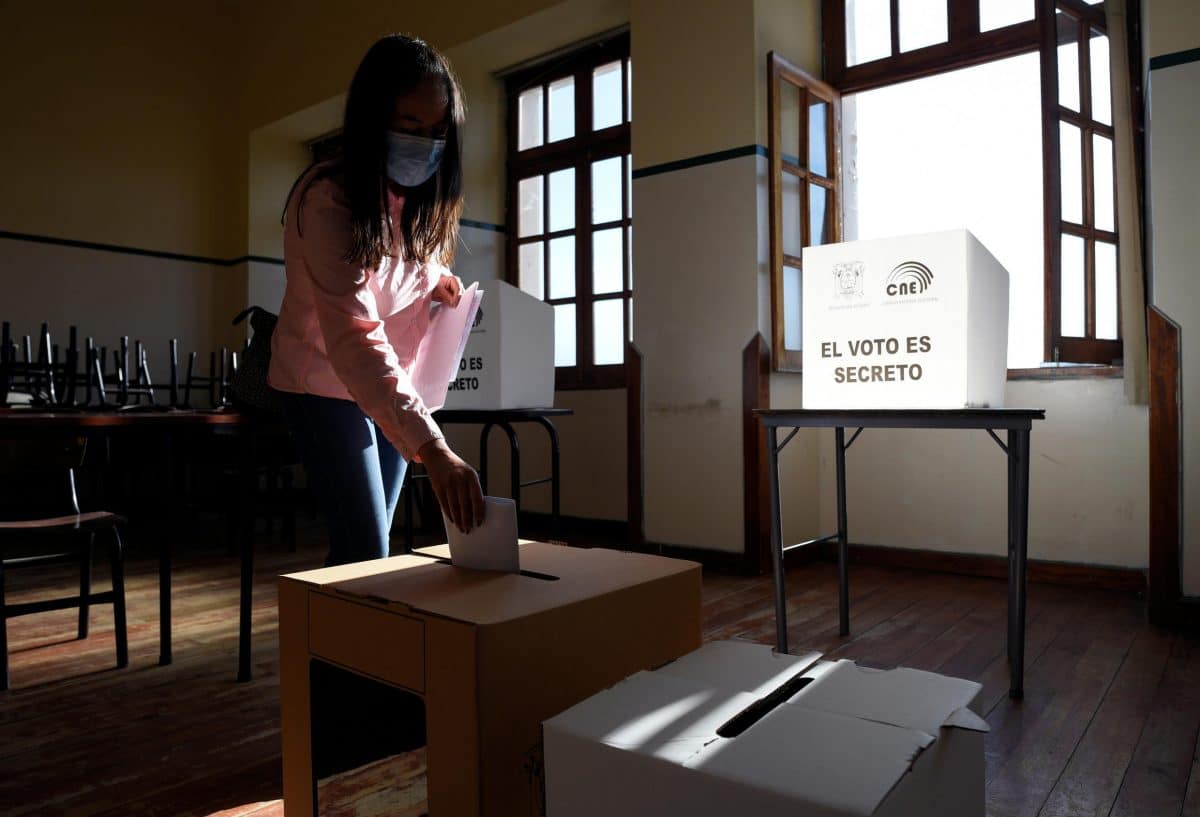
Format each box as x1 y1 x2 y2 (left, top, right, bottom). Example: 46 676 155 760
443 495 520 573
411 282 484 412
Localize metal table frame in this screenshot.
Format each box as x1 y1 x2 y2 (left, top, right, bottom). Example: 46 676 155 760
755 408 1046 699
401 407 573 550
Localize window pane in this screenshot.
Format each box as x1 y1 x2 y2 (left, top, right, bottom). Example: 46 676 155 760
846 0 891 66
548 168 575 232
627 225 633 288
845 52 1045 367
1090 31 1112 125
518 87 543 150
548 76 575 142
899 0 948 52
1093 133 1114 232
782 172 801 257
593 61 623 131
1096 241 1118 340
980 0 1034 31
810 184 831 246
554 304 576 367
549 236 575 299
593 228 623 294
518 175 543 237
626 59 632 122
780 81 801 165
1061 233 1086 337
592 157 622 224
1060 121 1083 224
783 265 801 350
594 299 624 365
628 299 633 341
626 154 632 217
809 100 829 177
518 241 544 300
1057 13 1081 111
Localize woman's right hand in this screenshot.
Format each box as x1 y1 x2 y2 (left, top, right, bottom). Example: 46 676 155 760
419 438 486 533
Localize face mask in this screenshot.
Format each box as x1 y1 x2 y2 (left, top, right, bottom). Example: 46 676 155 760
386 130 445 187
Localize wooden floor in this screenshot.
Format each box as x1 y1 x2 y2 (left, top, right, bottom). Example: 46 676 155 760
1 525 1197 817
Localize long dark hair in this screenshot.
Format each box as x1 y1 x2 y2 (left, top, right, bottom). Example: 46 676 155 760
289 34 465 268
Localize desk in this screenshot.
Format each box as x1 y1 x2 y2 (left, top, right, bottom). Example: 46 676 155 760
402 407 574 550
754 408 1046 699
0 407 261 680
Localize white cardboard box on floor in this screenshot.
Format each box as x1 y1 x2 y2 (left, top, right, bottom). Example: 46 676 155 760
543 640 988 817
441 280 555 410
801 228 1009 409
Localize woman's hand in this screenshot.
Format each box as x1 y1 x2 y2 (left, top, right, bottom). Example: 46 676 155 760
418 437 485 533
431 274 463 307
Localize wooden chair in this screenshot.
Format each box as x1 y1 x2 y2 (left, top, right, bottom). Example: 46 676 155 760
0 436 128 690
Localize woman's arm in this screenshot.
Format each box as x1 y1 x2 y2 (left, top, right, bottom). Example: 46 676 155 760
299 181 484 530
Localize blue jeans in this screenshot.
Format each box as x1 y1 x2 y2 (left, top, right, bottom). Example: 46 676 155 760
276 390 408 566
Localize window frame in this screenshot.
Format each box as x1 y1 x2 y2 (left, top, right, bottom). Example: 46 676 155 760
768 52 843 373
816 0 1137 369
505 32 632 391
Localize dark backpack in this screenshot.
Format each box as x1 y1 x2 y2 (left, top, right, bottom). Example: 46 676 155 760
229 306 279 414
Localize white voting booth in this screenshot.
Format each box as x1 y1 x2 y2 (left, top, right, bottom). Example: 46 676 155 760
801 228 1009 409
545 640 988 817
441 280 555 410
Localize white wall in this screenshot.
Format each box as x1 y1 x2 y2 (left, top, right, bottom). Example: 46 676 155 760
812 377 1148 566
1145 3 1200 591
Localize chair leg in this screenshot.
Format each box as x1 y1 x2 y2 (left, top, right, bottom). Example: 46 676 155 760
109 526 128 669
0 560 9 691
78 532 95 639
283 468 297 553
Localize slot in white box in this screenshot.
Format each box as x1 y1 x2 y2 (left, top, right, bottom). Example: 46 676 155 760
801 228 1009 409
441 280 555 410
544 640 988 817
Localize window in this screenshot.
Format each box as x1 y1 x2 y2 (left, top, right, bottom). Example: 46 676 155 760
506 33 632 389
768 53 842 372
780 0 1130 369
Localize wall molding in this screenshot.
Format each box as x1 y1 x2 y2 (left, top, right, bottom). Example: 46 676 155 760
1149 47 1200 71
632 144 767 180
0 229 284 268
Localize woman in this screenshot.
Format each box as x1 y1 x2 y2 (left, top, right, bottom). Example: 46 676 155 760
269 34 485 566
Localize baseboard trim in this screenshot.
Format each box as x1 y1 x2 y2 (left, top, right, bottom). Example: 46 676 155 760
514 512 1146 591
842 543 1146 592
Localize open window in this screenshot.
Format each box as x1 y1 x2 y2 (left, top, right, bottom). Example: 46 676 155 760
777 0 1132 371
768 52 842 373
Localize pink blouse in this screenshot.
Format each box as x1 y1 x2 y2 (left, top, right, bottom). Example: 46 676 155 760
268 168 447 461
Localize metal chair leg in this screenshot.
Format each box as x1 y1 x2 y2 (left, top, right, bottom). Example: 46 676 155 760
0 560 8 691
78 532 95 639
110 526 128 669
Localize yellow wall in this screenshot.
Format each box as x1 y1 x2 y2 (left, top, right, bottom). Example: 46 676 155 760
0 1 246 259
1144 0 1200 58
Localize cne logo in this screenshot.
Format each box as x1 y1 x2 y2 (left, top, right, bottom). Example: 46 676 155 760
472 306 484 329
885 261 933 297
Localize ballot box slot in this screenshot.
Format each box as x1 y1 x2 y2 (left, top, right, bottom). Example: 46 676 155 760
715 672 815 738
425 555 560 581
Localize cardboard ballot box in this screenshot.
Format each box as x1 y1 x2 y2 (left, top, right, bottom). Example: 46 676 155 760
278 542 702 817
802 228 1009 409
442 280 555 410
545 640 988 817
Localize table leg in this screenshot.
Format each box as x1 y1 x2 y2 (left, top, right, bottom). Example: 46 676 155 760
159 430 174 666
478 423 493 495
1008 428 1031 699
534 417 562 539
835 426 849 637
498 422 520 516
237 425 257 683
402 468 414 554
766 426 788 654
1006 429 1017 668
